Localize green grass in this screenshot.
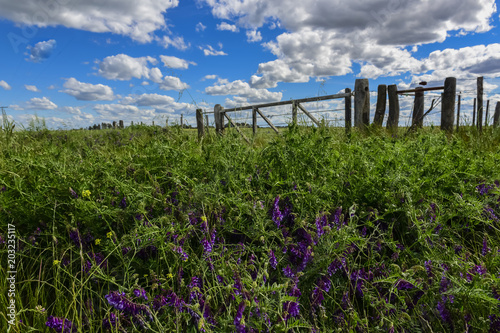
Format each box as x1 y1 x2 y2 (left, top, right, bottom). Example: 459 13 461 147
1 122 500 332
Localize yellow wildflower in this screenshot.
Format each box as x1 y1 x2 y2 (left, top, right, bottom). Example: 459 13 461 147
201 215 207 222
82 190 91 198
53 260 61 266
107 232 113 239
95 239 101 245
166 273 173 279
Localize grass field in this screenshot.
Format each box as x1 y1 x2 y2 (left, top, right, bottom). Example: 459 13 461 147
1 121 500 332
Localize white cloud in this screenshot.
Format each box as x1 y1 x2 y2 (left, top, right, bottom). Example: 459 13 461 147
0 80 11 90
203 0 497 86
120 93 194 113
59 106 83 115
205 79 282 103
160 55 196 69
0 1 179 42
196 22 207 32
159 76 190 91
98 54 162 82
246 29 262 42
27 40 56 63
62 78 115 101
201 74 218 81
200 45 227 56
24 85 40 92
216 22 239 32
158 35 190 50
25 97 57 110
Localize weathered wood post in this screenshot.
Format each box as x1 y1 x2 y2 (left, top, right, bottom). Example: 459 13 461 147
373 84 386 126
345 88 352 134
119 120 124 128
441 77 456 133
477 76 483 132
472 98 476 127
354 79 370 128
493 102 500 128
131 121 134 126
113 121 117 129
97 124 101 130
387 84 399 132
412 87 424 129
252 107 257 135
152 121 155 127
456 95 461 131
180 114 183 128
292 102 298 126
196 109 204 139
485 100 490 126
205 115 210 134
214 104 224 134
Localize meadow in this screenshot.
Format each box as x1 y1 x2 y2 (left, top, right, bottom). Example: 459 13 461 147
1 119 500 332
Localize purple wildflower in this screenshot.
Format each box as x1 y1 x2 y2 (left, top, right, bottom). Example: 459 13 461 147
105 291 151 318
477 183 493 196
437 300 452 326
234 301 246 332
69 187 78 199
133 288 148 300
424 260 433 278
327 258 345 276
174 246 188 261
269 250 277 270
395 279 414 290
454 245 463 255
102 313 119 329
271 196 283 227
283 265 294 278
482 237 491 256
484 207 499 221
45 316 77 333
119 197 127 209
490 315 500 332
122 247 131 255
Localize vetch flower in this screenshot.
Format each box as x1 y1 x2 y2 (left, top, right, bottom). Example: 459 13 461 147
45 316 76 333
269 250 277 270
69 188 78 199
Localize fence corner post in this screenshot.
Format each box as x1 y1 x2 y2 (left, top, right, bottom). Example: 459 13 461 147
441 77 456 133
214 104 225 134
345 88 352 134
387 84 399 133
354 79 370 129
196 108 204 140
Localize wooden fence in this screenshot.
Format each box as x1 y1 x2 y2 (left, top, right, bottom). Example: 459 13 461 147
195 76 500 141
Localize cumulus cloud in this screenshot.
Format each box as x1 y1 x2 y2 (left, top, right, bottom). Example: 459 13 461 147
62 78 115 101
200 45 227 56
216 22 239 32
246 29 262 42
159 76 190 91
158 35 190 50
0 1 179 42
160 55 196 69
203 0 497 86
196 22 207 32
24 85 40 92
27 40 56 62
205 79 282 103
201 74 218 81
25 97 57 110
0 80 11 90
98 54 163 82
121 93 194 113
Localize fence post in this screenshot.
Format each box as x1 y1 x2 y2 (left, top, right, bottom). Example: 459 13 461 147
180 114 183 128
412 87 424 129
354 79 370 128
472 98 476 127
252 107 257 135
485 100 490 126
373 84 386 126
131 121 134 126
113 121 117 129
345 88 352 134
456 95 461 131
214 104 224 134
477 77 483 132
196 109 204 139
493 102 500 128
119 120 124 128
292 102 298 126
387 84 399 132
205 115 210 134
441 77 456 133
152 121 155 127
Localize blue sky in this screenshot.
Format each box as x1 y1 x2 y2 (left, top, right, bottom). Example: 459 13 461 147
1 0 500 129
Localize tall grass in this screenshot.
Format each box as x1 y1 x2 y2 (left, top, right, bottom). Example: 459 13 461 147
1 123 500 332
